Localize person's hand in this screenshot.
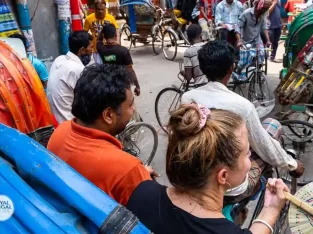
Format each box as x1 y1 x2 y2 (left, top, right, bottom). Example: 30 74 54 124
265 41 272 48
145 166 160 180
290 159 305 178
134 87 140 96
221 23 228 29
236 40 243 49
264 178 289 211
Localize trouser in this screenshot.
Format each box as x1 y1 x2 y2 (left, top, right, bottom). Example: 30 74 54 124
198 18 210 41
269 27 282 59
224 118 282 205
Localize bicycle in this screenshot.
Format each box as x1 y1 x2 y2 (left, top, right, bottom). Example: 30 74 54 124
155 63 206 133
117 110 158 166
229 119 313 234
228 45 272 103
119 6 171 54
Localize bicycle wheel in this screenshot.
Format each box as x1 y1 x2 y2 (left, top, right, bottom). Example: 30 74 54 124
232 84 244 97
155 87 182 133
120 25 132 50
152 25 163 55
162 29 178 61
119 122 158 166
248 72 271 103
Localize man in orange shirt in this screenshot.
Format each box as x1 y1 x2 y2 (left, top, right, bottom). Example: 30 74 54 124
47 64 156 206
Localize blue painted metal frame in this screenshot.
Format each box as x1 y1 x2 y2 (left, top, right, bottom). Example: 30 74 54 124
0 124 150 234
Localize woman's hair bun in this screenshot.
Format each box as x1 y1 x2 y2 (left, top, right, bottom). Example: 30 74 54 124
169 104 203 137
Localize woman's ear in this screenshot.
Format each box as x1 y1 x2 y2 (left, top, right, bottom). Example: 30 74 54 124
216 168 228 186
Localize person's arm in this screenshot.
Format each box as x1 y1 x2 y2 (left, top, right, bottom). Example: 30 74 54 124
235 12 246 46
249 178 289 234
183 52 193 82
199 0 210 22
83 17 90 32
261 17 271 45
215 4 223 25
245 104 298 171
35 60 49 89
269 0 278 14
125 50 140 96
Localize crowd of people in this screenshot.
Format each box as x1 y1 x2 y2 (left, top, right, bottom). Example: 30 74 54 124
10 0 309 233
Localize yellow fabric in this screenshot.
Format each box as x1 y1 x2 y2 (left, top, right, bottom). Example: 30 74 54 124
84 13 119 52
174 9 182 17
177 17 187 25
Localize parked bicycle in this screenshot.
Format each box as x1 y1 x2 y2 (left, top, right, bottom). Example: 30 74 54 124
118 110 158 166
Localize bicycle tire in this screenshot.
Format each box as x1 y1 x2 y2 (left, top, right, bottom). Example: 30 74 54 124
248 72 271 103
120 25 133 50
162 29 178 61
120 122 158 166
152 25 163 55
155 87 182 134
232 84 244 97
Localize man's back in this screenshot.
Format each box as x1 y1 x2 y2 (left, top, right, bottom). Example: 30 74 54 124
47 53 84 124
183 42 207 84
47 120 151 206
97 42 132 66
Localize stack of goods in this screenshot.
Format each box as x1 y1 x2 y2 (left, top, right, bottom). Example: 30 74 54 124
276 36 313 105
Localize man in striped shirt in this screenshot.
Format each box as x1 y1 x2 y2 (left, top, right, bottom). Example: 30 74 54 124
182 24 207 85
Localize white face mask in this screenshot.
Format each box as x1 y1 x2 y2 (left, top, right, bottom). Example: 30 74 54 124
224 174 249 197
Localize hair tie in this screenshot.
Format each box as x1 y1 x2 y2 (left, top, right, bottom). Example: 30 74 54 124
188 103 211 131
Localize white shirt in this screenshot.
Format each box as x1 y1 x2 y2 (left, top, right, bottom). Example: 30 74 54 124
47 52 85 124
182 82 297 171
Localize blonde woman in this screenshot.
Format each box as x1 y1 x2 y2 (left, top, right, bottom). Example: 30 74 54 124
127 104 289 234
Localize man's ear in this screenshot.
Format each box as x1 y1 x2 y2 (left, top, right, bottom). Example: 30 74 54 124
102 108 114 125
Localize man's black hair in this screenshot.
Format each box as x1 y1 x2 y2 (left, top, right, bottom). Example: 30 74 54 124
198 40 235 82
68 30 93 55
101 23 116 40
187 24 202 42
72 64 131 124
8 33 29 49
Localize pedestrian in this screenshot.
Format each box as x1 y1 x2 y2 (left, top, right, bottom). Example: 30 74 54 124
198 0 214 40
47 31 93 124
84 0 119 64
9 33 49 90
97 23 140 96
268 0 282 61
215 0 243 43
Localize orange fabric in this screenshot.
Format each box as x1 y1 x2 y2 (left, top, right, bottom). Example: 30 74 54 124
47 120 151 206
0 40 54 133
284 0 304 22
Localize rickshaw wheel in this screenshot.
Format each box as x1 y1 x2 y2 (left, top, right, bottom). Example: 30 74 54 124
162 29 178 61
120 24 133 50
152 25 163 55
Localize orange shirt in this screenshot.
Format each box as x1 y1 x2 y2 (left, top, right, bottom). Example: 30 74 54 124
47 119 151 206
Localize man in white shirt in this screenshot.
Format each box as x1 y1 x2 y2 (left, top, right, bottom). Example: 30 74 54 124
181 40 304 201
47 31 93 124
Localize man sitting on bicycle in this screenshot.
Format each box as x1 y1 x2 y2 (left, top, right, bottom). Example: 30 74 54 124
234 0 272 79
181 41 304 203
215 0 243 44
181 24 207 85
48 64 158 207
